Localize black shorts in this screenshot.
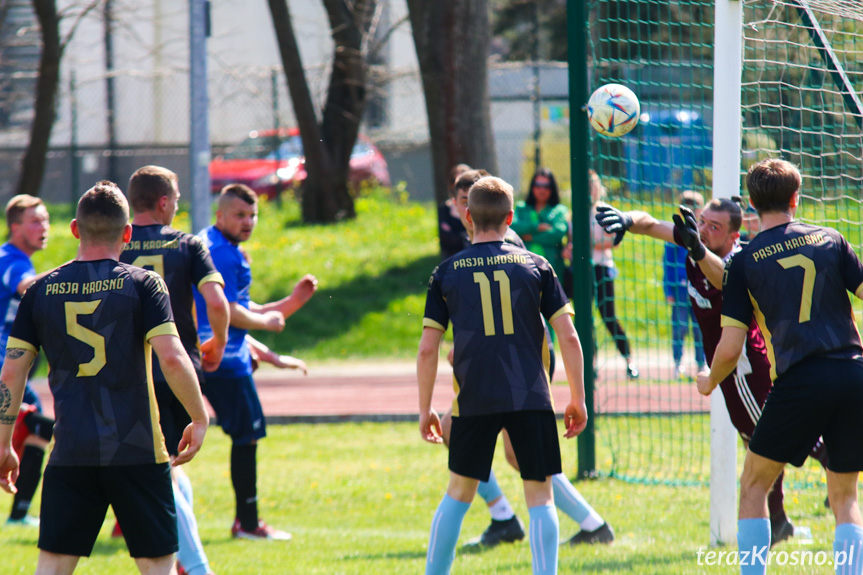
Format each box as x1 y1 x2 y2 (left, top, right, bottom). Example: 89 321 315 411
449 410 561 482
39 463 177 558
154 373 203 457
749 357 863 472
202 374 266 445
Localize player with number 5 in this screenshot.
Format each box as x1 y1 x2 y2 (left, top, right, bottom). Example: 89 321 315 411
417 175 587 575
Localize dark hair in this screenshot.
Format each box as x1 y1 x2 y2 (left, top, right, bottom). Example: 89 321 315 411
704 198 743 233
746 159 801 215
218 183 258 208
76 181 129 244
453 169 491 195
448 164 472 197
525 167 560 207
128 165 178 212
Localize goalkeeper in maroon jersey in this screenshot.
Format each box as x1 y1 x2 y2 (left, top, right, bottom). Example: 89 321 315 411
595 194 827 546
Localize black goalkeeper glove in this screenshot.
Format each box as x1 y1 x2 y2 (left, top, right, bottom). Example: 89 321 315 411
672 205 706 262
594 205 633 246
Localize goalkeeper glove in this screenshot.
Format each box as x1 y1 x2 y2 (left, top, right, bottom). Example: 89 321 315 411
672 205 706 261
594 205 633 246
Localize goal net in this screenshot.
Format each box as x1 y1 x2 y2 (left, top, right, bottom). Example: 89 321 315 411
582 0 863 488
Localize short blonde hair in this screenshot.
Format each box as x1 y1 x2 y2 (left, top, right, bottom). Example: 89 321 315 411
5 194 43 229
467 176 513 232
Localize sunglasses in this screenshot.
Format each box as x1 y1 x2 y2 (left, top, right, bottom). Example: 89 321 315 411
533 181 551 188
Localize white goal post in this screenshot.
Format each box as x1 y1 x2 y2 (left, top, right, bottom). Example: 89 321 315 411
710 0 743 548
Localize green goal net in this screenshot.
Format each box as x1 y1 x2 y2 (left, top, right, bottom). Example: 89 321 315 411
580 0 863 488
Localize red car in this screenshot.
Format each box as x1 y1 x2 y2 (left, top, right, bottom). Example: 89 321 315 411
209 128 391 199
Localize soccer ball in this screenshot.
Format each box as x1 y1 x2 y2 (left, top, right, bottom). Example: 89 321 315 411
587 84 640 138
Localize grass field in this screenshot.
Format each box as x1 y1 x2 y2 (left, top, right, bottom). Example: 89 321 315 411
2 421 840 574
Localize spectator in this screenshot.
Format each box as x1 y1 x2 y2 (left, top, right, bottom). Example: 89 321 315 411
589 171 638 379
511 167 569 281
664 191 706 378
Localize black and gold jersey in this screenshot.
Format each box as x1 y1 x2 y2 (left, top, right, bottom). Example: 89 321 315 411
722 222 863 380
121 225 223 378
423 241 573 416
9 259 177 466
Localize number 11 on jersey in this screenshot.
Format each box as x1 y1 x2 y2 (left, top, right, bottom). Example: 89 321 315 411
473 270 514 336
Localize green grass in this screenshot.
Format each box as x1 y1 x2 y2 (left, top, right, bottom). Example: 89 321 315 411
2 421 839 574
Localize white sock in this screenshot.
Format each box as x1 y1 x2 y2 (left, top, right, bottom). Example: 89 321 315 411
488 496 515 521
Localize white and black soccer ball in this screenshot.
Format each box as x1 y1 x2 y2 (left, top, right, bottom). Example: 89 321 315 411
587 83 640 138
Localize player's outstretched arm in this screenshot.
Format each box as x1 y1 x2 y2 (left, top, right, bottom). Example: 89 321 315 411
0 347 35 493
696 326 746 396
229 302 285 333
150 334 209 465
595 205 675 244
550 314 588 439
245 334 308 375
256 274 318 320
417 327 444 444
199 282 230 372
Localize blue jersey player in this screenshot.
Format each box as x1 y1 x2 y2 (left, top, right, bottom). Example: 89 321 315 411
194 183 316 541
418 176 588 575
0 195 52 527
698 159 863 574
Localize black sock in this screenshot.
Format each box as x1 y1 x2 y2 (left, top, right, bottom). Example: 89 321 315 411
10 445 45 520
767 471 787 525
231 443 258 531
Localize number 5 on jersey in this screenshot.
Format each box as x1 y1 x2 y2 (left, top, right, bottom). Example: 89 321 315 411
65 300 106 376
474 270 514 336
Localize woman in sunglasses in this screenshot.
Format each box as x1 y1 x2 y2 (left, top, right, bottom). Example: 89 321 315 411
511 167 570 282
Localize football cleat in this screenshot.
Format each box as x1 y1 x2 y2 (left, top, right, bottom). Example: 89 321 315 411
471 515 526 547
5 515 40 527
231 518 292 541
567 522 615 545
771 518 795 547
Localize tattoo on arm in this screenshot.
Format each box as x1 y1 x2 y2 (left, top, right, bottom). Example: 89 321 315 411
5 348 25 360
0 382 14 425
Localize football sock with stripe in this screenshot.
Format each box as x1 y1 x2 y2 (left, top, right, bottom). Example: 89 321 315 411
738 518 770 575
834 523 863 575
528 504 559 575
231 443 259 531
551 472 603 531
9 445 44 520
425 494 469 575
173 480 212 575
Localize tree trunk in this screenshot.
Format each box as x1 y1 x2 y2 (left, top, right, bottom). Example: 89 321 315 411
407 0 497 208
17 0 62 197
320 0 377 221
268 0 375 223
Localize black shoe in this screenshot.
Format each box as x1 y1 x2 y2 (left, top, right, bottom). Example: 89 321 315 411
567 522 615 545
477 516 525 547
626 363 639 380
770 518 794 547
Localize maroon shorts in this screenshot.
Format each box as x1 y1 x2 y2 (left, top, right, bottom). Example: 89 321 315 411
717 354 772 441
